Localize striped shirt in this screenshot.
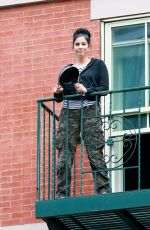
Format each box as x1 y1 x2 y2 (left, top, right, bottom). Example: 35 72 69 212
62 65 96 109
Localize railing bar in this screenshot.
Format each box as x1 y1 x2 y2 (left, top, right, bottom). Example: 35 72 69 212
123 164 125 191
48 112 51 199
37 86 150 103
80 102 84 196
93 171 97 194
42 108 46 200
81 165 139 174
73 154 76 197
41 102 59 121
82 111 142 120
95 94 98 115
138 91 142 190
52 100 56 199
41 102 51 113
108 92 113 192
36 101 41 201
65 101 69 197
123 91 125 114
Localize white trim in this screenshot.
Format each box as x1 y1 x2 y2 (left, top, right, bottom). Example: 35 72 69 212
91 0 150 20
0 223 48 230
0 0 52 7
101 13 150 23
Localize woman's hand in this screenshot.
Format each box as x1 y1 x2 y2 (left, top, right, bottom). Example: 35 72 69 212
75 83 87 94
53 85 64 94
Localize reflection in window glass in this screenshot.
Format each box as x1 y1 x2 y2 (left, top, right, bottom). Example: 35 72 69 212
149 43 150 105
147 23 150 38
123 115 147 130
112 24 144 43
112 44 145 110
112 115 147 131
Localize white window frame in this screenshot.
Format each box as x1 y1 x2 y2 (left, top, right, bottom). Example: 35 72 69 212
101 15 150 131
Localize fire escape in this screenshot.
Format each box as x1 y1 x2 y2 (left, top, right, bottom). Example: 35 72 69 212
36 86 150 230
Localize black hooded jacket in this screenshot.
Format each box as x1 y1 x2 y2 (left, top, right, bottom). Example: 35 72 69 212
54 58 109 102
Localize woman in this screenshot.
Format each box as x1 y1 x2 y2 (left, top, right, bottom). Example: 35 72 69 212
54 28 110 198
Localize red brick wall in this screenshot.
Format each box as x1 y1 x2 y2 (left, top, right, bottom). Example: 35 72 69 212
0 0 100 227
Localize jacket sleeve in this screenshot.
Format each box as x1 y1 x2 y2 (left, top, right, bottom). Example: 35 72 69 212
54 92 63 103
86 60 109 95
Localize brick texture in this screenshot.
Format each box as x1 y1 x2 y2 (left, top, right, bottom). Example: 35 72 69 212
0 0 100 227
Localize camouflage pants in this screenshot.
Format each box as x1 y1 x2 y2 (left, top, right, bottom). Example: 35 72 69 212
56 104 110 197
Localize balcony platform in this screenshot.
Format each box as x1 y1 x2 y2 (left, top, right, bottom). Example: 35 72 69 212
36 189 150 229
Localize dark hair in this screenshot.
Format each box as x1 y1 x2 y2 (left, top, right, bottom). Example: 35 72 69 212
73 28 91 46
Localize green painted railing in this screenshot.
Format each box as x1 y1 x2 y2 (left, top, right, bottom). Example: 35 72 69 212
36 86 150 201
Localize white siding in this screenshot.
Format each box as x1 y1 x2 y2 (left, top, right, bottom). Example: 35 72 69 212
91 0 150 19
0 0 46 7
0 223 48 230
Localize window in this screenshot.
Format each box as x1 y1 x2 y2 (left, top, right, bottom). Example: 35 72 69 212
104 18 150 132
112 24 145 110
103 17 150 192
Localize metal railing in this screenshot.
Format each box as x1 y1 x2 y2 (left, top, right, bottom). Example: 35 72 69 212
36 86 150 201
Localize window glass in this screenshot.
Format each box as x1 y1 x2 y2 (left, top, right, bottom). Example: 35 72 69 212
149 43 150 105
112 44 145 110
123 115 147 130
112 114 147 131
112 24 145 43
147 23 150 38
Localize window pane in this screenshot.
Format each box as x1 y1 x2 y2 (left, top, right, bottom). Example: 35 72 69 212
149 43 150 105
112 24 144 43
123 115 147 130
112 115 147 131
147 23 150 38
112 44 145 110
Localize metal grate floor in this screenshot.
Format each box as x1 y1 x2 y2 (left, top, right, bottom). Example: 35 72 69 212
58 212 131 229
56 207 150 230
50 208 150 230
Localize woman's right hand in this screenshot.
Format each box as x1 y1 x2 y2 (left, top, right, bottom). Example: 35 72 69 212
53 85 64 94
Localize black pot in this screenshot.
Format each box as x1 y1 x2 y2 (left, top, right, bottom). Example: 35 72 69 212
58 65 79 87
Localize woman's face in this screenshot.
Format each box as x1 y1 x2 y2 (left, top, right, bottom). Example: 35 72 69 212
73 36 89 58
